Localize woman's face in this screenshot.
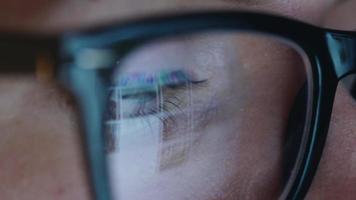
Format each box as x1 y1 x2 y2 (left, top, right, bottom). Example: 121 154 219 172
1 0 356 200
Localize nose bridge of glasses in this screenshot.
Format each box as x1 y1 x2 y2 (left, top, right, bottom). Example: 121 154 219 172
326 32 356 79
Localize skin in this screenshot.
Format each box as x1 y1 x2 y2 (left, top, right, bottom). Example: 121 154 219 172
109 33 305 200
0 0 356 200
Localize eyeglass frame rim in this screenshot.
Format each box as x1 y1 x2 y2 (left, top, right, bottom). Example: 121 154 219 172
1 10 356 200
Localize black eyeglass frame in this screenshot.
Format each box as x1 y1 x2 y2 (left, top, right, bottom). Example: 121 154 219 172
1 11 356 200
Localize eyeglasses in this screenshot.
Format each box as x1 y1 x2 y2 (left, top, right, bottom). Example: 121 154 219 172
2 10 356 200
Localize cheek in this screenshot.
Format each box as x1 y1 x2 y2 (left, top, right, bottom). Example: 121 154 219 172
0 77 91 200
236 36 307 135
237 38 308 195
306 86 356 199
305 2 356 199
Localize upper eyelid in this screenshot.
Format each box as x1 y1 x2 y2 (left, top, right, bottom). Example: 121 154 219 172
120 79 208 98
116 79 208 116
108 71 207 101
113 70 205 89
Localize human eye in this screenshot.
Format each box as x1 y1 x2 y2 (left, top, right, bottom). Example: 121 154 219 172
114 70 206 119
104 69 209 153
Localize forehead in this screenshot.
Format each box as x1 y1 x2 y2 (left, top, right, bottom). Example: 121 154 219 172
0 0 333 32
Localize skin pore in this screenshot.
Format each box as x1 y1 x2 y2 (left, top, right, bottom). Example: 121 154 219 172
1 0 356 200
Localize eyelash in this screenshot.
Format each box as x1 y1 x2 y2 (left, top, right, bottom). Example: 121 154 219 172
126 80 207 122
132 88 185 118
153 95 183 124
104 80 208 152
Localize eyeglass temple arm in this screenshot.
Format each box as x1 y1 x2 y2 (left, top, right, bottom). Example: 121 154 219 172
0 34 58 74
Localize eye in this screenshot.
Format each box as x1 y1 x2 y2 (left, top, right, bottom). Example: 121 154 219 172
104 69 209 152
107 70 206 119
